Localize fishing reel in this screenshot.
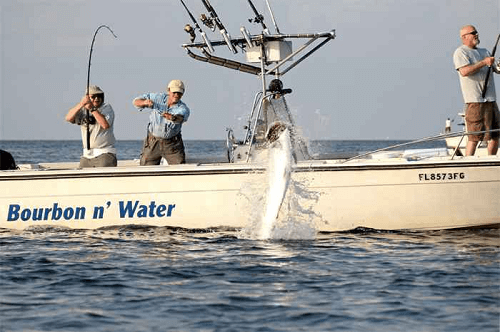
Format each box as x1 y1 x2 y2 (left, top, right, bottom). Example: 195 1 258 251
200 14 215 31
248 13 264 25
75 110 96 126
184 24 196 42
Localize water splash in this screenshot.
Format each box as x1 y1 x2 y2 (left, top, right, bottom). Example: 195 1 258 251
239 127 321 241
258 127 293 239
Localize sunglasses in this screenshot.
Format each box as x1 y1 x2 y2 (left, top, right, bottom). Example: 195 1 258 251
90 94 103 99
462 30 478 37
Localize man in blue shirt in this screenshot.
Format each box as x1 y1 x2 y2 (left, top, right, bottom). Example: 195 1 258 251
133 80 191 165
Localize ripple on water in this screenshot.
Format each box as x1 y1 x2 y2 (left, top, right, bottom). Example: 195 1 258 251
0 226 498 331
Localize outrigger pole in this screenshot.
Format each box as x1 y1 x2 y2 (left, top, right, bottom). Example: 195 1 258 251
85 25 117 150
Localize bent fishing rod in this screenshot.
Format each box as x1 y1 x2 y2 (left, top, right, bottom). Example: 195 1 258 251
481 33 500 99
180 0 215 53
85 25 117 150
200 0 237 53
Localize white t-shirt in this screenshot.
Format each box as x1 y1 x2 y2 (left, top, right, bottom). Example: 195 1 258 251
77 103 116 158
453 45 496 103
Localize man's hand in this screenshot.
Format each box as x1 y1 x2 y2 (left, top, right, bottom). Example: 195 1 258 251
484 56 495 67
80 95 93 110
163 113 184 123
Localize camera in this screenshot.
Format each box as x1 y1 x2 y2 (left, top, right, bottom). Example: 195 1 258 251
75 110 96 126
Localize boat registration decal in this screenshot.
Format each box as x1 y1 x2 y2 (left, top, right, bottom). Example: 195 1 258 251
5 200 176 222
418 172 465 181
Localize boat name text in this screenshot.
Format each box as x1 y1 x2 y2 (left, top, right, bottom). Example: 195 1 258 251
6 200 176 222
418 172 465 181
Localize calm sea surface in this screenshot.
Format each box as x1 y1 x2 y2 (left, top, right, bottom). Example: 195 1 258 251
0 140 499 332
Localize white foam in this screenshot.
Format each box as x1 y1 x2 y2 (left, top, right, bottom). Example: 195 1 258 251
239 128 321 241
258 128 293 239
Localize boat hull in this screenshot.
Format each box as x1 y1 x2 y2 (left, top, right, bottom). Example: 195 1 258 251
1 157 499 231
299 159 500 231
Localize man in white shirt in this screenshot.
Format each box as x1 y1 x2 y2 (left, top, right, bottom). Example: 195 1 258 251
66 85 117 167
453 25 500 156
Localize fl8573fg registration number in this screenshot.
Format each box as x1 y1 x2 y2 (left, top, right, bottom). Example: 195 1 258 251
418 172 465 181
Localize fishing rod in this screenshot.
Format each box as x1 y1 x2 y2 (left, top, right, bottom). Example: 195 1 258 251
246 0 269 34
265 0 281 34
85 25 117 150
481 33 500 99
200 0 237 53
179 0 215 53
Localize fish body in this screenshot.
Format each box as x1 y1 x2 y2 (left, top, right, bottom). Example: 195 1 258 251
259 126 293 239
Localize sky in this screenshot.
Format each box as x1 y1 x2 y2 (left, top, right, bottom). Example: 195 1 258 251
0 0 499 141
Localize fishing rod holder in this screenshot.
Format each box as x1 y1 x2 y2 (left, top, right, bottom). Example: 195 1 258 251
181 30 336 78
240 27 255 47
220 29 237 54
179 0 335 74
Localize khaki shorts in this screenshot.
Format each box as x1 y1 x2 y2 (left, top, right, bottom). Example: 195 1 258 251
465 102 500 142
80 153 117 168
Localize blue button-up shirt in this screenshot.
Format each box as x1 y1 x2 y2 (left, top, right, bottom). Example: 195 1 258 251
134 92 191 139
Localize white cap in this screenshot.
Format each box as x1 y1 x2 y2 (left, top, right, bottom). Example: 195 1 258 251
167 80 185 94
86 85 104 95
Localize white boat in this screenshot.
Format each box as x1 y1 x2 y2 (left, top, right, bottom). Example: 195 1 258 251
1 1 499 233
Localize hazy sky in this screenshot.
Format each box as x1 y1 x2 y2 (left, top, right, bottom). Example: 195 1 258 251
0 0 499 141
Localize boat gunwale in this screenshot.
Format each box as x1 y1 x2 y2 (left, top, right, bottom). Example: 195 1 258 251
1 158 498 181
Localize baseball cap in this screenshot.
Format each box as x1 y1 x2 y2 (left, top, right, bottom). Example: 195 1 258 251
168 80 185 94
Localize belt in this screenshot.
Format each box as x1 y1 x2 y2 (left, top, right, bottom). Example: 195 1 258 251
149 132 181 141
82 147 116 158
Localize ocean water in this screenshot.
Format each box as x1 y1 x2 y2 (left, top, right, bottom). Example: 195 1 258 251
0 140 499 332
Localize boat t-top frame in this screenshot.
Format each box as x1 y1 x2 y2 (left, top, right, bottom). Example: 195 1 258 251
179 0 335 162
